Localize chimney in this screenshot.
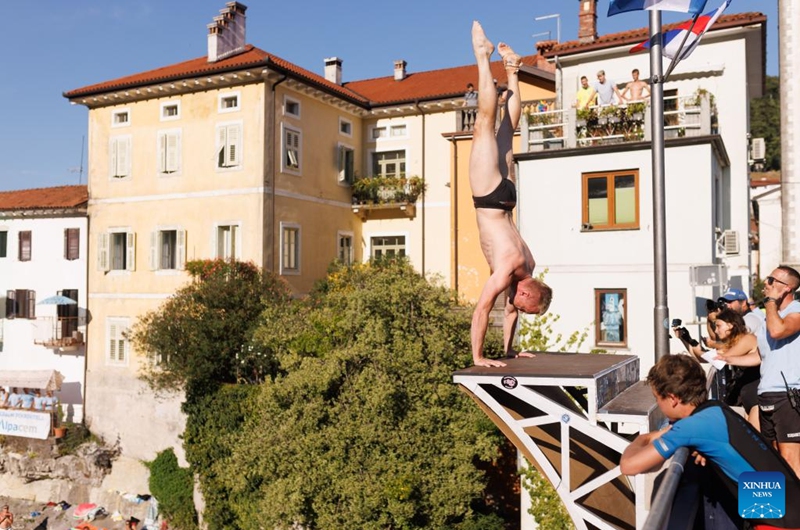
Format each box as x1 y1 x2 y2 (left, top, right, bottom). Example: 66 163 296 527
324 57 343 85
394 60 407 81
578 0 598 43
207 2 248 63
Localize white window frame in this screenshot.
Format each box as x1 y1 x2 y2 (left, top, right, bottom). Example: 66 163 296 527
98 229 135 273
216 121 243 171
160 100 181 121
370 148 407 178
337 231 354 265
109 135 132 180
339 117 353 137
149 227 186 272
282 124 302 175
370 126 388 140
106 317 131 366
156 129 182 176
338 142 355 185
112 108 131 128
390 124 408 138
367 232 409 260
280 222 301 276
218 91 241 113
214 223 241 260
284 96 301 119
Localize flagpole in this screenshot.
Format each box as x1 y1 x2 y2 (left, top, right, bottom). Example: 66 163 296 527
650 10 670 362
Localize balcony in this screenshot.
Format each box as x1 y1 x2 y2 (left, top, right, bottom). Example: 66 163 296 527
520 91 717 153
351 175 425 221
32 316 86 350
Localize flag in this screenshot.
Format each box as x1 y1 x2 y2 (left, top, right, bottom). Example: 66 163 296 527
629 0 730 60
608 0 708 17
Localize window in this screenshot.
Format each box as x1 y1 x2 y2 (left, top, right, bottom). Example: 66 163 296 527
149 229 186 270
371 235 405 259
216 123 242 169
372 127 388 139
109 136 131 179
371 125 406 139
57 289 79 339
106 317 130 365
219 92 240 112
161 101 180 121
0 230 6 258
64 228 80 260
98 231 136 272
339 118 352 137
280 223 301 275
216 224 240 260
157 130 181 175
390 124 407 137
338 145 355 184
112 108 130 127
283 125 301 173
18 231 31 261
595 289 627 347
582 170 639 230
284 97 301 118
338 232 354 265
5 290 35 319
372 150 405 178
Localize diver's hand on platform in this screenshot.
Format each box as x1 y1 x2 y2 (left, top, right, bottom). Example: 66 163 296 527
473 357 508 367
516 351 536 358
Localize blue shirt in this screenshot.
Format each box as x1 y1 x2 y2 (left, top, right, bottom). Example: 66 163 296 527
19 393 34 409
757 300 800 393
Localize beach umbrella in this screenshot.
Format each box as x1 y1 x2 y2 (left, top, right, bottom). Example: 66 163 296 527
38 294 77 305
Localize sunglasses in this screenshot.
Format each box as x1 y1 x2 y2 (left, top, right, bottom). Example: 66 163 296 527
766 276 789 287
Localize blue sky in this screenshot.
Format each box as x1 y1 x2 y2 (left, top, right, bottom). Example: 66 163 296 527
0 0 777 192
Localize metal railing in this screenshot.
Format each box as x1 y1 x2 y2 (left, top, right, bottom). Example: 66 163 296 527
520 93 717 152
32 316 86 348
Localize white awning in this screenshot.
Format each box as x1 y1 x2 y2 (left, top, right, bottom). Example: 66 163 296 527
0 369 64 391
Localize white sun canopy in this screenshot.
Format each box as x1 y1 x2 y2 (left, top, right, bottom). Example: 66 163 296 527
0 369 64 391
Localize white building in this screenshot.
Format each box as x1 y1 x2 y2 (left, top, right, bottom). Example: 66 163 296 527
516 4 766 374
0 185 89 422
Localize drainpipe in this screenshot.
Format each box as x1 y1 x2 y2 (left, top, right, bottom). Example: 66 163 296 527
264 70 286 272
415 101 427 275
449 134 459 294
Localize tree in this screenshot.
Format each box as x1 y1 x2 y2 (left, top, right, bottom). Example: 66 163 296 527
195 260 506 529
129 259 291 406
750 75 780 171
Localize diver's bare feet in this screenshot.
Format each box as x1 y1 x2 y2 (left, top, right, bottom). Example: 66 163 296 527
498 42 521 74
472 21 495 59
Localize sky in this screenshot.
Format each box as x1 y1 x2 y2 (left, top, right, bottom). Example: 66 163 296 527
0 0 779 192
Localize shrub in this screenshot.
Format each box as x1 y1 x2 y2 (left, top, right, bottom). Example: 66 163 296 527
148 448 198 530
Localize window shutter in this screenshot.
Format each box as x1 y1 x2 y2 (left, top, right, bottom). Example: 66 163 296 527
108 323 117 362
149 232 158 270
126 232 136 271
118 337 126 362
338 146 346 182
217 126 228 167
110 138 118 178
27 291 35 319
227 125 241 166
64 228 79 260
158 133 167 173
5 290 14 320
119 137 131 177
19 231 31 261
166 132 179 173
176 230 186 270
98 233 110 271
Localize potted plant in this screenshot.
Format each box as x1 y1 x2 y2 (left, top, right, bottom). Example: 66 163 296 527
626 102 646 121
53 404 67 438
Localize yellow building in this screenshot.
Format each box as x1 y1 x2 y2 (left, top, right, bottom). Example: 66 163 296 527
64 2 554 460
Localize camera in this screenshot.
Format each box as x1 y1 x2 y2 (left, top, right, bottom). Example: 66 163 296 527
705 299 725 313
671 319 699 347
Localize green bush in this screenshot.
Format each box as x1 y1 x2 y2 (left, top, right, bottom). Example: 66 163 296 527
148 448 198 530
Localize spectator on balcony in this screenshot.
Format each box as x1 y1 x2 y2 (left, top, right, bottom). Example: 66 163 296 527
0 388 7 408
463 83 478 107
19 388 35 410
33 389 45 411
43 390 58 412
468 21 552 368
7 388 21 408
621 354 800 529
574 75 596 109
589 70 623 106
620 68 650 102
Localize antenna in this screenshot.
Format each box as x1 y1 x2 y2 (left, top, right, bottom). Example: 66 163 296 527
78 135 85 185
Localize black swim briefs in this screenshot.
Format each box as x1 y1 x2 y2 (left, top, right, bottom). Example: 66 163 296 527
473 178 516 211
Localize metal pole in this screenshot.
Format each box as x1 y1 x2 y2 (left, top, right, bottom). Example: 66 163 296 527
650 11 670 362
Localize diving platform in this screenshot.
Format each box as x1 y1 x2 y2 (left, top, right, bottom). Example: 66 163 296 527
454 353 664 530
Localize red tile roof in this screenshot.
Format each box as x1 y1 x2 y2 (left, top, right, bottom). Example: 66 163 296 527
544 12 766 58
65 45 555 109
0 185 88 211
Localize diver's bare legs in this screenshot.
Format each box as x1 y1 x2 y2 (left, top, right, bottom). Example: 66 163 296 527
469 21 502 198
497 42 521 184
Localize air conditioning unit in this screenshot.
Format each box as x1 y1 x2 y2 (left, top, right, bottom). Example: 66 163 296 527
751 137 766 161
716 230 740 256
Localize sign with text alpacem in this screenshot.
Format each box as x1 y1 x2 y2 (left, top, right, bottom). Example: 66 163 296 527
0 409 51 439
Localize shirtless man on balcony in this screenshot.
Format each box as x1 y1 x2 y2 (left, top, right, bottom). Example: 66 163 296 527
469 21 552 367
620 68 650 102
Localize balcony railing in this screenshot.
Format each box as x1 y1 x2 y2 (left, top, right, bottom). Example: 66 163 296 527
351 175 425 220
33 316 86 349
520 93 717 153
